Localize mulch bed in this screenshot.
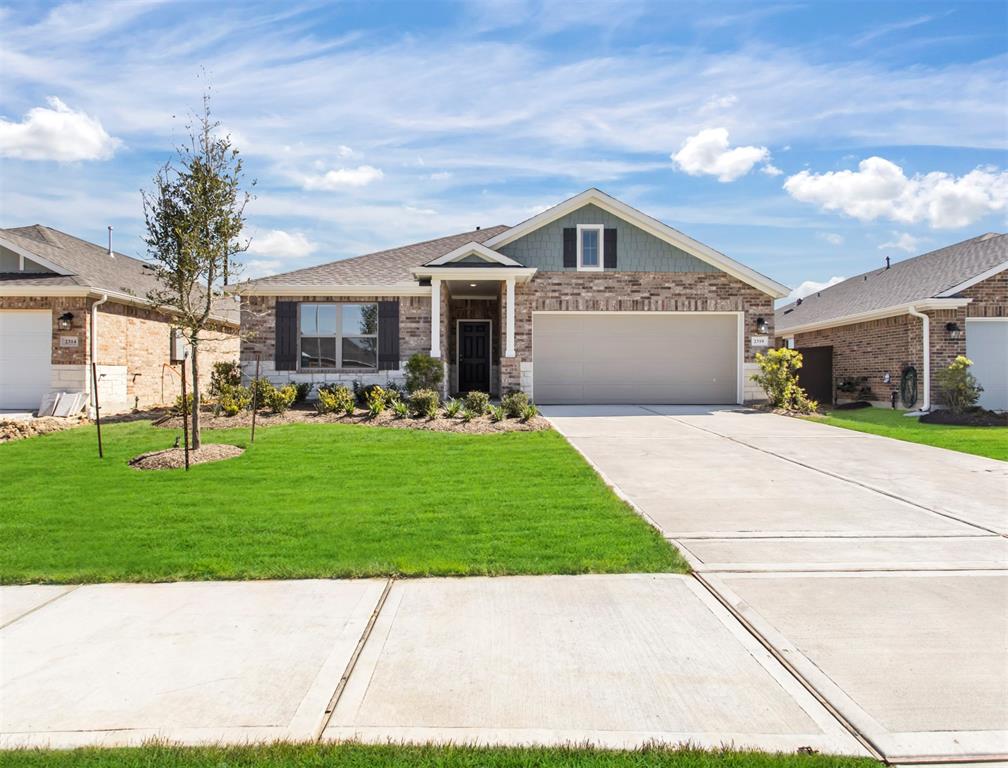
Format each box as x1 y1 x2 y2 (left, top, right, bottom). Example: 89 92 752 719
153 404 550 434
920 408 1008 427
129 443 245 470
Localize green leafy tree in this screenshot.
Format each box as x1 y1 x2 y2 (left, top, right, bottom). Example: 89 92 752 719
142 92 253 449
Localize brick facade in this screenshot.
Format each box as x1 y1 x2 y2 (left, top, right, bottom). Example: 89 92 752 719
0 295 239 413
961 271 1007 318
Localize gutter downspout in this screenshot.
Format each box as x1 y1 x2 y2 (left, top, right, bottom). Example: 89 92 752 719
907 305 930 412
90 293 109 412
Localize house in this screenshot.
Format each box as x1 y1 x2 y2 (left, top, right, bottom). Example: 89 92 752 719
776 234 1007 411
240 189 788 404
0 225 240 414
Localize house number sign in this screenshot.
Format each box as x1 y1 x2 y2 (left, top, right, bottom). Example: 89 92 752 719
59 335 79 348
750 335 769 347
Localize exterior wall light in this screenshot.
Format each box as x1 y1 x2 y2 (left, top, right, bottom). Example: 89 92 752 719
945 322 964 340
58 312 74 330
755 317 769 334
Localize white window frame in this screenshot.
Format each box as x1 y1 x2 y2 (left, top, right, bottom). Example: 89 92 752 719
576 224 604 272
297 301 379 371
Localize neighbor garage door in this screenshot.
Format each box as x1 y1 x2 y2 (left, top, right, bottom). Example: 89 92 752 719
0 310 52 409
966 319 1007 411
532 312 740 404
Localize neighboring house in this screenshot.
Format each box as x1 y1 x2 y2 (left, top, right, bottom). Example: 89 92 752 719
776 234 1007 411
0 225 240 414
241 188 788 404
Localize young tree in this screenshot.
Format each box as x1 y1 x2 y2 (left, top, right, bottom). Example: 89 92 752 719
142 92 252 449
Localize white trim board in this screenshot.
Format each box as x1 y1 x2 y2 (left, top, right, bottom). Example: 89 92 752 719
237 282 431 297
778 298 971 337
936 260 1008 297
425 241 522 267
483 188 790 299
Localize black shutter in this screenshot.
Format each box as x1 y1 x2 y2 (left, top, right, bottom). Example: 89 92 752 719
378 300 400 370
275 301 297 371
562 227 576 268
604 228 617 269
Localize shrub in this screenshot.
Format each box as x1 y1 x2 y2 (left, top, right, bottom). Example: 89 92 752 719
263 383 297 414
409 388 440 419
750 348 818 414
461 408 478 423
443 398 462 418
293 382 312 403
404 353 443 393
501 390 529 418
463 390 490 415
519 402 538 422
216 383 251 416
488 404 504 422
248 378 274 410
209 361 241 396
392 399 409 419
173 392 194 414
935 355 983 414
365 385 387 418
315 385 352 415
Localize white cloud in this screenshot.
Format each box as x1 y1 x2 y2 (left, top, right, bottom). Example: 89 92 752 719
246 229 317 258
817 232 844 245
783 156 1008 229
336 145 354 158
429 171 452 181
672 128 771 182
761 163 783 176
0 97 120 161
301 165 384 190
879 232 921 253
785 276 846 304
243 259 284 279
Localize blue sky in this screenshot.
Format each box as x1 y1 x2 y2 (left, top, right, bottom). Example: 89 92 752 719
1 0 1006 301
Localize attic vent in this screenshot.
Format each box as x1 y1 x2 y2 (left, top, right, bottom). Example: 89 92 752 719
796 298 803 306
783 308 793 315
34 226 61 247
978 232 1000 241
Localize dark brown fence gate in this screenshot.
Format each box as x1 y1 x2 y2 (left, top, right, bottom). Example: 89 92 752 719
795 346 833 405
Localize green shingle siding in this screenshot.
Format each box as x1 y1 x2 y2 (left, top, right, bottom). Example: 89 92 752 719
498 204 716 273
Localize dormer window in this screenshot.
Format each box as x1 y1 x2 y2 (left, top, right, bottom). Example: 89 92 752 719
577 224 604 271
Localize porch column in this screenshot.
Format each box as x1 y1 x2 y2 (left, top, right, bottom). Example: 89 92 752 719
430 278 442 357
505 277 516 358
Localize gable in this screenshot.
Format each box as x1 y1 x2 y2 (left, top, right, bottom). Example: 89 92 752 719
0 243 56 273
497 203 717 273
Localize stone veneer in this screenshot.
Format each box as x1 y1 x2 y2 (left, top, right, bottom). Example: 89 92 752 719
0 296 239 414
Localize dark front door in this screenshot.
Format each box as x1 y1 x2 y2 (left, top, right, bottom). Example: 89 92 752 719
458 321 491 394
795 345 834 405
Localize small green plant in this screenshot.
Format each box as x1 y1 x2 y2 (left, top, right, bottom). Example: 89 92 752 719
443 398 462 417
173 392 194 414
209 361 242 396
410 388 440 419
463 390 490 415
461 408 476 423
750 348 818 413
366 385 387 418
216 383 251 416
501 390 529 418
488 404 504 422
519 402 538 422
293 382 312 403
392 399 409 419
316 385 355 415
404 353 444 393
263 383 297 414
248 378 275 410
936 355 983 414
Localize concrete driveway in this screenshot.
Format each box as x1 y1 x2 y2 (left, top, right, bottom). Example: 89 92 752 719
544 405 1008 764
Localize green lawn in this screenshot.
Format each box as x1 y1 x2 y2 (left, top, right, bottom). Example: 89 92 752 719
0 742 876 768
815 407 1007 461
0 421 684 584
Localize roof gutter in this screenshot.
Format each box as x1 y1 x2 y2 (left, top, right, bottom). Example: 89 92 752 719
907 306 931 412
235 282 432 297
777 298 970 338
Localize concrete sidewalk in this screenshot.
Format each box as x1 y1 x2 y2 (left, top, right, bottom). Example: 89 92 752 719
543 405 1008 764
0 575 867 756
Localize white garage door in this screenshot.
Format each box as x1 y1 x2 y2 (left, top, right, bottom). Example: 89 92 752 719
0 311 52 409
533 312 740 404
966 319 1008 411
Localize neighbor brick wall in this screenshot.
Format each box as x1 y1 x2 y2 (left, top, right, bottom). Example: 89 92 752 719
959 272 1007 318
500 271 774 395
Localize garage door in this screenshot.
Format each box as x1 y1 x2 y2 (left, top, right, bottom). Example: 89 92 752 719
0 311 52 409
966 319 1007 411
532 312 740 404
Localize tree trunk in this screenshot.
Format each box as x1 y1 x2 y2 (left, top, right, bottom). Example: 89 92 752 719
190 337 201 449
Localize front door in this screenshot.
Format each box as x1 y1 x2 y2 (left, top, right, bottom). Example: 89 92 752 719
458 321 491 394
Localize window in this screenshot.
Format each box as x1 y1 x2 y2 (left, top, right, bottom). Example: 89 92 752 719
577 224 604 271
299 302 377 369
